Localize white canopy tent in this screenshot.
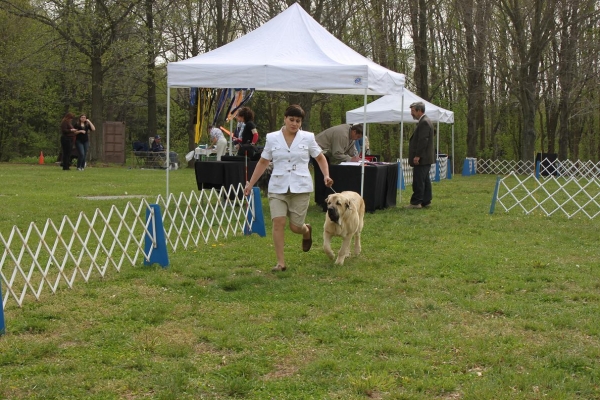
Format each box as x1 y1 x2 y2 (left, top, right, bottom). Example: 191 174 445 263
346 89 454 124
345 90 455 177
165 2 405 197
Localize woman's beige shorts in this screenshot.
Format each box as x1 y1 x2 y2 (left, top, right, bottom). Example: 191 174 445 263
268 192 310 227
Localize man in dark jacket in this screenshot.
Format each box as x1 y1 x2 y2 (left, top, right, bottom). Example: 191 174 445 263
407 102 435 208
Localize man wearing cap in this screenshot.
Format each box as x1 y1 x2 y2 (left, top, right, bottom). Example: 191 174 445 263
407 102 435 209
151 135 164 152
151 135 179 168
315 123 363 165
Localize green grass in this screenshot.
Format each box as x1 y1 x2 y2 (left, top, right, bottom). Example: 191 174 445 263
1 163 599 399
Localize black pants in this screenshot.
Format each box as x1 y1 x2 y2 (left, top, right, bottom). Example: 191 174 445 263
237 144 257 159
410 164 432 206
60 135 73 170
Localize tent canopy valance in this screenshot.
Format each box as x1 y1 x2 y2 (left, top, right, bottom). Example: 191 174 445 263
167 3 405 95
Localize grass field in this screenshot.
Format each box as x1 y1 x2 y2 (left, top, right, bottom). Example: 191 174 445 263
1 163 599 399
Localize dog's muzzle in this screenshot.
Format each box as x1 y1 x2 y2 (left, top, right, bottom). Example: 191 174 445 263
327 207 339 223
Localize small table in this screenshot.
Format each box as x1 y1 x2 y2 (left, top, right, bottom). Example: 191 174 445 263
194 148 217 161
314 163 398 212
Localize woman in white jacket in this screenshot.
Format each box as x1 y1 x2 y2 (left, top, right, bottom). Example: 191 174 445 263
244 104 333 272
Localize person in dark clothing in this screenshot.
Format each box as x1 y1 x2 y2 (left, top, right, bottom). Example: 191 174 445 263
73 114 95 171
151 135 164 152
151 135 179 168
60 112 77 170
407 102 435 209
234 106 258 157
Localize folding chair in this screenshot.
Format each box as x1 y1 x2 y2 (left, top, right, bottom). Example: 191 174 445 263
131 141 150 168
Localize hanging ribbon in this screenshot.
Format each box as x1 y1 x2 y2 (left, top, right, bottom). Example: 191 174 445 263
226 89 245 122
213 88 232 126
231 89 255 115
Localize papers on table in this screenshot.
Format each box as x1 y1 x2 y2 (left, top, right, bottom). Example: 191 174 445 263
339 161 390 166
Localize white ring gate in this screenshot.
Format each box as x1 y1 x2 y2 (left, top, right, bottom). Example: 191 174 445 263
1 184 257 310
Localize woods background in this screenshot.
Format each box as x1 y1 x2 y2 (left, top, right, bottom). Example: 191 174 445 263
0 0 599 165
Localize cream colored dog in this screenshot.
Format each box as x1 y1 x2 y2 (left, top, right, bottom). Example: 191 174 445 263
323 191 365 265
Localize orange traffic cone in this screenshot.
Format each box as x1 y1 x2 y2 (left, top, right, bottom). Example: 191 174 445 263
39 151 44 165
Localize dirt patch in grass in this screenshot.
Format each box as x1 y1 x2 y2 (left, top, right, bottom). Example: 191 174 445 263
80 195 151 200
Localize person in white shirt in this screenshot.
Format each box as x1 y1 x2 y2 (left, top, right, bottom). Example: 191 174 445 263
244 104 333 272
208 125 227 160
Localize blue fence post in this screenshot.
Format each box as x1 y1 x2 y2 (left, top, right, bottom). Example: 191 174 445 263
144 204 169 268
447 158 452 179
462 158 471 176
434 161 440 182
397 163 405 190
535 161 540 179
245 187 266 237
0 280 6 335
489 176 502 214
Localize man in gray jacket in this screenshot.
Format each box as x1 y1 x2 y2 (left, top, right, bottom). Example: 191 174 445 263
407 102 435 209
315 124 363 165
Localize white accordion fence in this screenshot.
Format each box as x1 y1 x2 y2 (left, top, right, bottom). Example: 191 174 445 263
0 184 257 310
476 158 600 178
398 156 449 187
476 159 534 176
487 158 600 219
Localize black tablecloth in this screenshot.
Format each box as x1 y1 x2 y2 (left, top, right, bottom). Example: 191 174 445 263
314 163 398 212
195 160 259 190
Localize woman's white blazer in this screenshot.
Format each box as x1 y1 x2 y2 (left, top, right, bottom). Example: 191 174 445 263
261 129 323 194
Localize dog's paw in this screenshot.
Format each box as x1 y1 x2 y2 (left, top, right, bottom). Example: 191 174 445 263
334 257 346 265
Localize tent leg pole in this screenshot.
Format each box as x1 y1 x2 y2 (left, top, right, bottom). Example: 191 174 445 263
166 86 171 200
399 92 405 205
452 124 455 177
360 89 367 198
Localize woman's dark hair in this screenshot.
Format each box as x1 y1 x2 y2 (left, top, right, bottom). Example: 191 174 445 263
237 107 254 122
284 104 305 119
61 112 75 123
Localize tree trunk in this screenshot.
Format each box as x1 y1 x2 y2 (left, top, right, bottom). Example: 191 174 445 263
464 1 477 157
90 53 103 161
497 0 558 161
411 0 429 98
545 101 559 154
458 0 489 157
520 87 537 161
146 0 157 139
557 1 579 160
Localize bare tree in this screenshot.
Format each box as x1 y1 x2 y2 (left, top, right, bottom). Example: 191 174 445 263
556 0 600 160
495 0 559 161
410 0 429 98
454 0 491 157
